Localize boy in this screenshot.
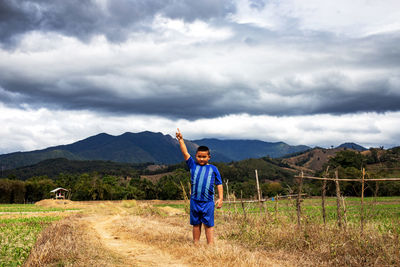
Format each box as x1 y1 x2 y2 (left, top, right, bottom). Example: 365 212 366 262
176 128 223 245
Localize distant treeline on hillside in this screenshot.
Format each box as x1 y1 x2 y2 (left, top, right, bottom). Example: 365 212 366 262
0 157 295 203
1 147 400 203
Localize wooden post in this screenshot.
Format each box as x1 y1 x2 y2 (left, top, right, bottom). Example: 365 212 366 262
225 179 230 214
274 195 279 221
263 200 269 219
361 168 365 234
341 196 348 230
225 180 230 202
241 190 247 220
335 170 342 228
233 192 237 214
255 169 263 214
374 181 379 204
296 171 304 227
322 166 329 225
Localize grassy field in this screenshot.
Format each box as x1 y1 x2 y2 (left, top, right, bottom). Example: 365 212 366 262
0 204 77 267
222 196 400 225
0 204 79 213
155 196 400 226
24 200 306 267
156 196 400 265
2 198 399 266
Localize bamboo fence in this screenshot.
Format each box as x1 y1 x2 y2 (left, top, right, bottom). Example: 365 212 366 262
222 167 400 232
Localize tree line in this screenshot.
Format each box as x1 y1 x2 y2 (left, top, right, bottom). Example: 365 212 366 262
309 149 400 197
1 148 399 203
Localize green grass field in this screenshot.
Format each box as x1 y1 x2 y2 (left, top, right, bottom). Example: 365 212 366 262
0 204 75 267
156 196 400 229
0 204 79 213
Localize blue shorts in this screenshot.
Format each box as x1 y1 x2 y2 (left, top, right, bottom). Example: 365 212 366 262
190 198 215 227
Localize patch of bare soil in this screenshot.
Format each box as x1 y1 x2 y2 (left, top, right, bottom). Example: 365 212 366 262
35 199 89 209
86 214 189 266
35 199 74 206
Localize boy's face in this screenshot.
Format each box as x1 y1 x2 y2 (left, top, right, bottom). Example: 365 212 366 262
195 151 210 166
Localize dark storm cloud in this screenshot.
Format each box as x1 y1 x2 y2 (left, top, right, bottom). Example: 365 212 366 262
1 32 400 119
0 0 235 46
0 76 228 118
1 0 400 120
281 76 400 115
1 65 400 120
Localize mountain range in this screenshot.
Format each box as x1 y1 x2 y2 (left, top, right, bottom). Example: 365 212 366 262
1 131 311 170
0 131 366 170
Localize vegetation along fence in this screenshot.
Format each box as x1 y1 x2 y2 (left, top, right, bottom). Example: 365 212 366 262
223 168 400 232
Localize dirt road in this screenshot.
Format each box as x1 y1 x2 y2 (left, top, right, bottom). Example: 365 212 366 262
81 204 296 267
87 214 189 266
26 201 300 266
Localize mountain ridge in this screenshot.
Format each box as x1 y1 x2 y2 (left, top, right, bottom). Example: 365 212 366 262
0 131 367 170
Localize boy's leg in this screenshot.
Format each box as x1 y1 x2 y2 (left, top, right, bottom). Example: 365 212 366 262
204 225 214 244
201 201 215 245
193 224 202 244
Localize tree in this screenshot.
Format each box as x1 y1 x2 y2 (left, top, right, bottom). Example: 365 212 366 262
156 169 190 200
328 150 366 169
261 182 284 197
25 177 55 202
0 179 13 203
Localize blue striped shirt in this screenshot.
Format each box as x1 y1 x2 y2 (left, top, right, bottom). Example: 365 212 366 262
186 156 222 202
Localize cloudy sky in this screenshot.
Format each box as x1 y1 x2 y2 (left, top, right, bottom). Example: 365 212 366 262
1 0 400 154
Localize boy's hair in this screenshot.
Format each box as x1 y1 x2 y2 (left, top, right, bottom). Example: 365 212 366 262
196 145 210 155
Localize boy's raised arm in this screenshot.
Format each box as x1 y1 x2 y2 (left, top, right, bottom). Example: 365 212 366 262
176 128 190 161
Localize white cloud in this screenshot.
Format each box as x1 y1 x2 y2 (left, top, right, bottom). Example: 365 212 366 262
231 0 400 37
152 15 233 44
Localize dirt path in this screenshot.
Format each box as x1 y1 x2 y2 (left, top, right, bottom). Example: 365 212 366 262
86 214 190 267
27 201 302 266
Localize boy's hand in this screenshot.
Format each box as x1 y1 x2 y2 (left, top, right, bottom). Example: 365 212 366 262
176 128 190 160
215 199 223 209
176 128 183 141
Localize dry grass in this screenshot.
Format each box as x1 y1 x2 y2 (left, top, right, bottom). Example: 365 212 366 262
219 213 400 266
24 200 400 266
24 214 123 267
26 201 296 266
110 204 306 266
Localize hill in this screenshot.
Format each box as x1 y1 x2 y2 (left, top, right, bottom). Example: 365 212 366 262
0 131 309 169
1 158 146 181
193 138 309 160
336 142 367 151
0 132 197 169
283 147 359 174
283 145 400 176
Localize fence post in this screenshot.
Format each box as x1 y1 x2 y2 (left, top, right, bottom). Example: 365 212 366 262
341 196 348 230
335 170 342 228
296 171 304 227
225 179 230 214
233 192 237 214
240 190 247 220
274 195 279 221
374 181 379 204
322 166 329 225
255 169 263 215
361 168 365 234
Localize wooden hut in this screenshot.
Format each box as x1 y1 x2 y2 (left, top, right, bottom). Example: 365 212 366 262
50 187 68 199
